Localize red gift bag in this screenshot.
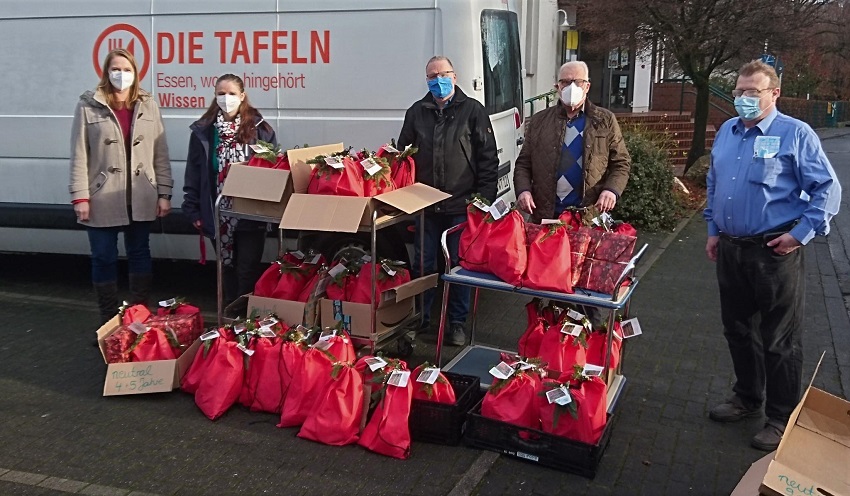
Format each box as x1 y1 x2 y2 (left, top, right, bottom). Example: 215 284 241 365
270 260 317 300
194 340 245 420
246 140 282 168
182 333 227 394
378 143 418 189
348 261 411 304
361 155 396 197
558 209 584 231
540 376 607 444
518 318 547 359
307 156 365 197
278 347 335 427
295 271 321 302
103 327 136 364
459 207 527 286
458 202 490 269
481 370 543 429
241 337 287 413
297 362 364 446
121 304 151 325
613 222 637 237
358 366 413 459
537 317 588 375
254 261 283 297
586 322 624 371
522 222 573 293
410 363 456 404
129 328 179 362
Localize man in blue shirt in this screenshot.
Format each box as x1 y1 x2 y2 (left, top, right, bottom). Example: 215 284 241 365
704 60 841 451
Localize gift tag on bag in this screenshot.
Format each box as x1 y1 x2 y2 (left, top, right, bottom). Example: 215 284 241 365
324 156 344 169
360 157 383 176
250 143 271 154
489 361 515 380
621 317 643 338
128 322 147 335
237 343 255 356
158 298 178 307
546 385 572 406
583 364 604 377
382 144 400 154
364 356 388 372
200 330 220 341
416 367 440 385
388 369 411 388
488 197 510 220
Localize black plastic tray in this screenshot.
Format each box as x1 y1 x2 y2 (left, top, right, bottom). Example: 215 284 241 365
409 372 481 445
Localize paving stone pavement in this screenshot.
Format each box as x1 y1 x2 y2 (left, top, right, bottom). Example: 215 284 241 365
0 200 847 495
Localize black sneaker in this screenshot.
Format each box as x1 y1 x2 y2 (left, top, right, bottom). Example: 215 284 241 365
709 396 761 422
449 323 466 346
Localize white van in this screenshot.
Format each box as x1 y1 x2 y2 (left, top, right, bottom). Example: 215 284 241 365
0 0 557 261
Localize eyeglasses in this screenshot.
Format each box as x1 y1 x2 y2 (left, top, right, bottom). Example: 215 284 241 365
732 88 774 98
426 71 455 80
558 78 589 86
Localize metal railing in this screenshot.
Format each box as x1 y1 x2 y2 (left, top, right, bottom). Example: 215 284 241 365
524 90 557 117
658 78 735 119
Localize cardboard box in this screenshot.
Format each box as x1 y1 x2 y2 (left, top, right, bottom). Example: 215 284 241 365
219 162 294 220
96 315 200 397
246 294 317 328
320 274 438 338
280 142 451 233
730 453 773 496
759 359 850 496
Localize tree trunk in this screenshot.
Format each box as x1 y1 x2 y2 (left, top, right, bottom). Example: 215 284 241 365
684 79 711 174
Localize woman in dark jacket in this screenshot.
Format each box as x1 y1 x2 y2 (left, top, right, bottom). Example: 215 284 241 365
182 73 277 305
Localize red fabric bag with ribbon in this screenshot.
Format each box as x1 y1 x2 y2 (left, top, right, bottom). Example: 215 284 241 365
410 363 456 404
540 375 607 444
586 321 624 371
297 361 364 446
242 336 288 414
522 222 573 293
270 260 318 300
358 360 413 459
181 328 235 394
121 304 151 325
128 328 179 362
537 316 588 375
348 261 411 304
277 327 309 410
518 301 547 359
481 368 543 429
377 143 417 189
194 340 245 420
254 261 284 297
459 204 527 286
246 140 283 168
361 154 397 197
307 156 365 197
458 201 490 270
325 262 360 301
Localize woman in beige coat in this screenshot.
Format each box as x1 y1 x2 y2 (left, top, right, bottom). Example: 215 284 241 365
69 48 173 323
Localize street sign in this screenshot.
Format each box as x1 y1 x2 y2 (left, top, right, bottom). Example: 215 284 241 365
761 53 776 67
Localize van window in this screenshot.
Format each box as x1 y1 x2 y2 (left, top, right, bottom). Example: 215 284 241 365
481 10 522 116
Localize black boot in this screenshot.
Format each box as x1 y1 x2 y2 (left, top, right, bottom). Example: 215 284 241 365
128 272 153 306
93 281 119 324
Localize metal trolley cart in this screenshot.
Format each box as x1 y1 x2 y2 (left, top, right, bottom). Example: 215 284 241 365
434 222 647 413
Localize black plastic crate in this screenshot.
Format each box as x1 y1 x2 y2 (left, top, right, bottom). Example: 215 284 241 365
409 372 481 445
464 399 614 478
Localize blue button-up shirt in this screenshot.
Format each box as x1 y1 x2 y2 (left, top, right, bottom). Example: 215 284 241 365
704 108 841 245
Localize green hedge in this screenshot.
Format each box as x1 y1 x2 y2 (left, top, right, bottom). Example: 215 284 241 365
614 127 680 231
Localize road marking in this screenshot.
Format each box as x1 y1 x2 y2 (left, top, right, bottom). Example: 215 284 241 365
446 451 500 496
0 468 160 495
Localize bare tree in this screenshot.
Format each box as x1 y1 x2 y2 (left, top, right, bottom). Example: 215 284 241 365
576 0 833 173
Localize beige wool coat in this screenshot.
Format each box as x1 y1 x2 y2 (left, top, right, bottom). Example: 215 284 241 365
69 89 172 227
513 100 631 222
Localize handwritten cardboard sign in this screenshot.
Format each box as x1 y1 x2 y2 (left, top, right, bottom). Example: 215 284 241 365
102 361 176 396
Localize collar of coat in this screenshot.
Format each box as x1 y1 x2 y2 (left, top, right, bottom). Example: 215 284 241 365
555 99 600 124
418 85 470 110
190 113 267 139
79 88 150 108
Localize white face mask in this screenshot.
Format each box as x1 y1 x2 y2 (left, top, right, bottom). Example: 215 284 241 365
109 70 135 91
216 94 242 114
560 83 585 107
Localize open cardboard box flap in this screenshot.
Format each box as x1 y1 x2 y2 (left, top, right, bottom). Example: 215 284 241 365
374 183 450 214
760 353 850 496
220 163 290 202
247 294 313 327
286 143 345 194
386 273 438 303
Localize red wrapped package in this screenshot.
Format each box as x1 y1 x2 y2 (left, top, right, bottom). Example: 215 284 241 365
181 330 228 394
540 376 607 444
103 327 136 364
361 155 396 197
522 222 573 293
586 321 624 371
194 339 245 420
146 313 202 355
576 259 628 295
121 304 150 325
278 347 335 427
459 206 527 286
410 363 456 404
537 317 588 375
481 368 543 429
129 328 179 362
567 228 592 288
348 261 411 304
358 361 413 459
586 229 636 263
298 362 364 446
242 337 286 413
154 301 203 341
307 156 365 197
613 222 637 237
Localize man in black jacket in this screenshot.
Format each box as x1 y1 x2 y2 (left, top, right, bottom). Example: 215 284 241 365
398 55 499 346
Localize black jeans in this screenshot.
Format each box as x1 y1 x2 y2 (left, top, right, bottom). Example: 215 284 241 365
222 224 266 304
716 237 805 422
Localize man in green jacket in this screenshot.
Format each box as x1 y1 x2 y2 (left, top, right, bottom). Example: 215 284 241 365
514 61 631 222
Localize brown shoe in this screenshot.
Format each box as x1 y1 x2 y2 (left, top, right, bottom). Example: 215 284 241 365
709 396 761 422
751 420 785 451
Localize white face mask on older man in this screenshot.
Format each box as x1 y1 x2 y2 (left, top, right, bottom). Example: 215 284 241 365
560 83 585 107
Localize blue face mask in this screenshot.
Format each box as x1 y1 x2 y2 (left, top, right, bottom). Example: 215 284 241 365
427 76 454 99
734 95 764 121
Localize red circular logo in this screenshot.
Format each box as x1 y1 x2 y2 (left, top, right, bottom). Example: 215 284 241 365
92 24 151 80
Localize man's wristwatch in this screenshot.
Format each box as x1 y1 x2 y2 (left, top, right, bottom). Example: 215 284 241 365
158 194 172 200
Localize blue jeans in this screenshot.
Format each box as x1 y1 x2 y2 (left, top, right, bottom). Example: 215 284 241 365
413 213 470 325
87 222 152 283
